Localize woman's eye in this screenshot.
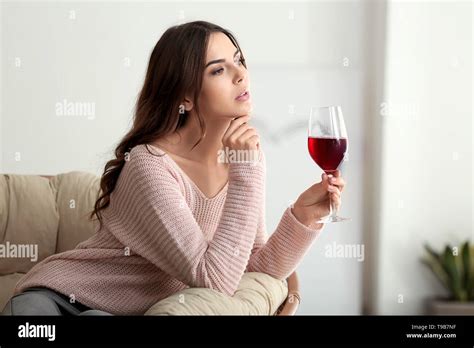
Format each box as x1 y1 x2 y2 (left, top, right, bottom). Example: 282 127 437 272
212 68 224 75
211 58 245 76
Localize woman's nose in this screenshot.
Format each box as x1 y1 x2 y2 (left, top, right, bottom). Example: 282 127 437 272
235 68 247 84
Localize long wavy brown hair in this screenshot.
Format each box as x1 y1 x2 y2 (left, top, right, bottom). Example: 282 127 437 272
89 20 247 231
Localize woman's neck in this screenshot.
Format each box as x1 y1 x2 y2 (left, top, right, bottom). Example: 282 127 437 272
157 112 231 166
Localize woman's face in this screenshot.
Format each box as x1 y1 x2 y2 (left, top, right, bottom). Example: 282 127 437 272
196 32 252 121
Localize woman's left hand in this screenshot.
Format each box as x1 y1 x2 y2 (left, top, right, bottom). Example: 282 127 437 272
291 170 346 229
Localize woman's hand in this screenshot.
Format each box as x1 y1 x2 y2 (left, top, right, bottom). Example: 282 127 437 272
291 170 346 229
222 115 260 151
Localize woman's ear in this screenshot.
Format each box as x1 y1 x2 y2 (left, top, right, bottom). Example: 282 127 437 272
182 97 194 112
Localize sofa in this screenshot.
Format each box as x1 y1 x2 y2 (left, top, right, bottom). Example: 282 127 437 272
0 171 301 315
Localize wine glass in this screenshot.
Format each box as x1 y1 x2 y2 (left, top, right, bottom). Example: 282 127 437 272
308 105 350 223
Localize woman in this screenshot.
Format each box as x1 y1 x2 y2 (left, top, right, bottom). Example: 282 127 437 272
4 20 345 315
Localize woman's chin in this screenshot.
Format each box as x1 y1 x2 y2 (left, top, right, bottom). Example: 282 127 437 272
221 104 253 119
235 103 253 115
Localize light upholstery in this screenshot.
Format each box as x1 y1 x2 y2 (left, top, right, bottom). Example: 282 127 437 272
0 171 296 315
145 272 288 315
0 175 60 274
0 171 100 311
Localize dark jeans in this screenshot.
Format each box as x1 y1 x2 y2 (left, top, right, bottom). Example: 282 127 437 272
1 287 112 316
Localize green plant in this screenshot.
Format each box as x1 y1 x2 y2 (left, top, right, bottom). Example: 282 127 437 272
422 240 474 302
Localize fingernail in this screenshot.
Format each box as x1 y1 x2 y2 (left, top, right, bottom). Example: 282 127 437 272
330 177 336 183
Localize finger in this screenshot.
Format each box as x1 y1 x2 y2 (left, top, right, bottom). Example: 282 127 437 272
222 115 251 140
240 128 258 142
321 175 330 192
305 180 330 203
322 172 332 180
229 124 251 141
327 185 341 195
329 176 342 185
227 116 250 135
321 173 331 186
329 176 345 192
246 135 260 148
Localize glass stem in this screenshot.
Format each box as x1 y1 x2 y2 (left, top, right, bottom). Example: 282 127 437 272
329 194 337 219
327 173 337 220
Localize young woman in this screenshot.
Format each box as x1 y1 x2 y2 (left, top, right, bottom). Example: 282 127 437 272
4 20 345 315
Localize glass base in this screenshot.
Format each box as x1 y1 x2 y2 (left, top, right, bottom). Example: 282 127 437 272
316 215 351 223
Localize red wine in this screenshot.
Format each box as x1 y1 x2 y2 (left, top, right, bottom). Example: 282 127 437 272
308 136 347 173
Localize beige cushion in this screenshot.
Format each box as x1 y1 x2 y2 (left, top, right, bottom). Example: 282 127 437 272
51 171 100 253
0 175 59 274
144 272 288 315
0 171 101 309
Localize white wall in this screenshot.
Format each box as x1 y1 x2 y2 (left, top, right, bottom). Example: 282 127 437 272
374 1 473 314
1 1 376 314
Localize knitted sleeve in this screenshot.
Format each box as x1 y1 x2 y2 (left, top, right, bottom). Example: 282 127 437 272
104 147 265 296
245 151 324 280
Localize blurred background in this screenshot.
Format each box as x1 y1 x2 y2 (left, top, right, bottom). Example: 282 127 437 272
1 0 472 314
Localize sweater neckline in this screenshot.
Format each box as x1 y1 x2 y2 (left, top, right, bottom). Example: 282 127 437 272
144 144 229 201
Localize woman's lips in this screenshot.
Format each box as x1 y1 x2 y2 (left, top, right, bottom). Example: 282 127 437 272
235 91 250 101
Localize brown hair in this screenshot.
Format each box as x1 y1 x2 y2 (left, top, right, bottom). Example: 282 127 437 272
89 20 247 231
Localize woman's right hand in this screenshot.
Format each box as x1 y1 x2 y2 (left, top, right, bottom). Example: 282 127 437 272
222 115 260 151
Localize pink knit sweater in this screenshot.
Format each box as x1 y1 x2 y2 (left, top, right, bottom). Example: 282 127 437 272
14 144 324 315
